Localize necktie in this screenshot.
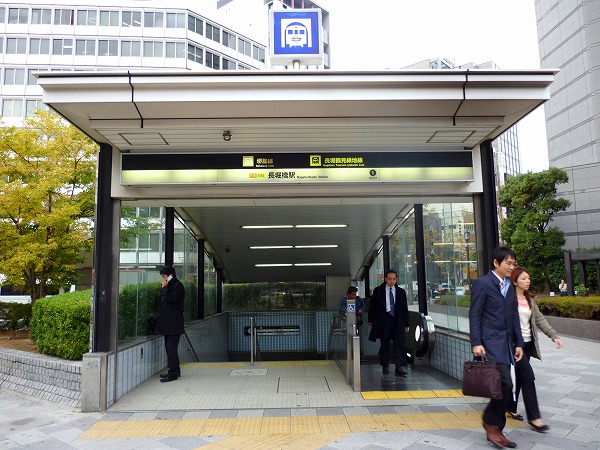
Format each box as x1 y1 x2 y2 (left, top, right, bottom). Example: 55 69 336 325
500 279 507 297
389 288 395 316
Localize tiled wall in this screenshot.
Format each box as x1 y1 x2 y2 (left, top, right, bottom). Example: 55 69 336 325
430 329 471 379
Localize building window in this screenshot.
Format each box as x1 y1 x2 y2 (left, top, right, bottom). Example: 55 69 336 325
4 68 25 85
166 12 185 29
6 38 27 54
223 31 236 50
238 64 250 70
253 45 265 63
53 39 73 55
166 42 185 58
2 99 24 118
121 40 141 57
0 7 6 24
76 39 96 56
238 38 251 57
143 41 163 57
31 8 51 24
99 10 119 27
144 11 164 28
206 23 220 43
30 38 50 55
54 9 74 26
8 8 28 24
28 69 44 85
222 58 236 70
98 40 118 56
122 11 141 27
77 10 97 26
187 14 203 35
187 44 203 64
206 51 220 70
26 99 48 117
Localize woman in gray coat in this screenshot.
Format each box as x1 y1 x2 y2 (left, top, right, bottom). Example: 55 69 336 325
507 267 563 432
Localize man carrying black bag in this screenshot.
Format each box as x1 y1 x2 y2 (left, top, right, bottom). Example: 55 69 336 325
469 247 524 449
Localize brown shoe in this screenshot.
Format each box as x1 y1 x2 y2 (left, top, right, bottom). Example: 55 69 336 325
483 422 508 448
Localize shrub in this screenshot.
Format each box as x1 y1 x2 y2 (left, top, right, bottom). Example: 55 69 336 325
30 290 91 360
0 301 33 330
536 296 600 320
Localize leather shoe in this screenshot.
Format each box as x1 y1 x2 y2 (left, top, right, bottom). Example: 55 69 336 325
395 368 408 377
528 421 550 433
507 411 524 421
160 371 181 378
160 375 177 382
382 367 389 374
483 422 512 448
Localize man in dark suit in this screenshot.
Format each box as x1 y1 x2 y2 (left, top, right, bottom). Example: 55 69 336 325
368 269 410 377
469 247 524 448
155 266 185 382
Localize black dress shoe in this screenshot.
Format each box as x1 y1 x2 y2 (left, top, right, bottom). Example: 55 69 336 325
382 367 389 374
529 420 550 432
507 411 524 421
160 371 181 378
160 375 178 382
395 368 408 377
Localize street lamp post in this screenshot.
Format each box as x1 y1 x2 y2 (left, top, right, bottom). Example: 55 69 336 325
464 231 471 291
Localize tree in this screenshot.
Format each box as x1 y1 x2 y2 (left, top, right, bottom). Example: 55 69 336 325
498 167 570 292
0 111 98 302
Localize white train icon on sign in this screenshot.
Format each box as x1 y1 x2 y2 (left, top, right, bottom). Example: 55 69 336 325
281 18 312 48
285 22 308 47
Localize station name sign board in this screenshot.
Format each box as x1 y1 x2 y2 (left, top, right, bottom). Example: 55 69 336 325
121 151 474 185
269 9 323 65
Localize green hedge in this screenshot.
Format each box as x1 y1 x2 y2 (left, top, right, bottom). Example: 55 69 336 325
0 301 33 330
30 290 92 360
432 295 471 308
536 296 600 320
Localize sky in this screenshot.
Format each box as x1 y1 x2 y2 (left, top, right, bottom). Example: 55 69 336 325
219 0 550 173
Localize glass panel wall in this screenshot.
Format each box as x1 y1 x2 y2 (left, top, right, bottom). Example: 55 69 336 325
389 210 418 309
368 247 384 293
118 206 165 342
174 214 199 322
423 202 475 333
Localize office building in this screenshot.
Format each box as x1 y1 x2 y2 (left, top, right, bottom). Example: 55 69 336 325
536 0 600 249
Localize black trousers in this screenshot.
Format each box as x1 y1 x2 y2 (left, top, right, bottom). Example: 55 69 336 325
483 362 513 429
379 313 406 368
507 341 541 420
164 335 181 376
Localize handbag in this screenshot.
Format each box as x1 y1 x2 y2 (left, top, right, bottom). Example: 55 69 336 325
462 355 502 399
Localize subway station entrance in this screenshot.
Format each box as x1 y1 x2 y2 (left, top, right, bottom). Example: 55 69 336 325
38 69 554 411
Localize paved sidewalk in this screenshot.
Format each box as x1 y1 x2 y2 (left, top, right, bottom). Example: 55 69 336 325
1 334 598 449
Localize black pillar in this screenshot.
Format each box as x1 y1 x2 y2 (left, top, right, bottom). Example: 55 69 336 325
414 204 428 315
164 207 175 267
382 236 391 274
92 143 118 353
596 260 600 292
364 267 371 297
198 240 205 319
216 267 223 314
578 261 586 290
479 139 500 271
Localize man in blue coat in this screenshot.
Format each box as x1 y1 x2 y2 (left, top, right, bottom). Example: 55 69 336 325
155 266 185 382
469 247 524 448
368 270 410 377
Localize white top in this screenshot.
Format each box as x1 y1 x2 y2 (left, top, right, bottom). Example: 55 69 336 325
518 305 532 342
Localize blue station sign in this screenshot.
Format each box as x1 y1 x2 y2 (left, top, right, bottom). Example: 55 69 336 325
269 9 323 65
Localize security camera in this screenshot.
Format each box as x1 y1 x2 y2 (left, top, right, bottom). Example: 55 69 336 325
225 247 231 253
223 131 232 141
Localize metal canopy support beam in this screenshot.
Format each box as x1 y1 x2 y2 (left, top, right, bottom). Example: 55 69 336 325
92 143 119 353
382 236 390 275
164 208 175 268
478 139 499 272
414 204 428 316
198 240 205 320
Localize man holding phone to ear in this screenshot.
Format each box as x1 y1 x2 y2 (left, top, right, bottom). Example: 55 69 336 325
156 266 185 382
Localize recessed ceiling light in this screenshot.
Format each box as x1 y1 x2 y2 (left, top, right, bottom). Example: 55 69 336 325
255 263 293 267
294 245 338 249
293 263 332 266
242 225 293 229
250 245 294 249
